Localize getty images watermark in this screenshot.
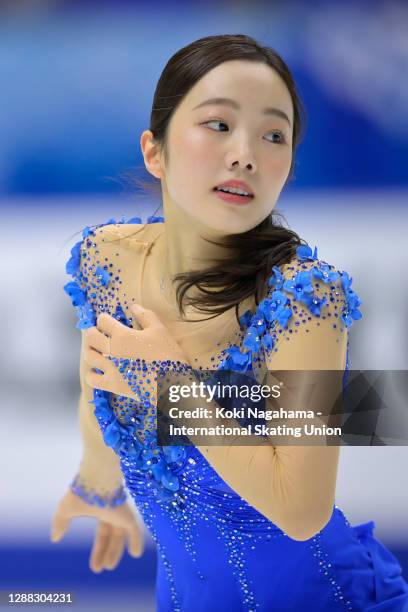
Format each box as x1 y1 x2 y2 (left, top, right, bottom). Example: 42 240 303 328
156 370 408 447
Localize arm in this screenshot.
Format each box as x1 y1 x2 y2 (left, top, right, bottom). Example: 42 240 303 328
51 337 144 569
85 244 361 538
64 226 127 506
71 330 126 506
190 325 346 541
159 257 359 541
52 223 145 571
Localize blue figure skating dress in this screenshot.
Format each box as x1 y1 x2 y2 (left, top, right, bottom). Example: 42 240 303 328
64 216 408 611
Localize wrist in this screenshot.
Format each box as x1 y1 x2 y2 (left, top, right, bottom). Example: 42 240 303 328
116 357 193 407
70 473 127 508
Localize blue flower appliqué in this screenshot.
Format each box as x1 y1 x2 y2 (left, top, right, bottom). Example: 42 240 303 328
218 248 363 375
65 240 83 277
283 270 314 304
340 271 363 328
239 309 253 329
64 214 188 509
91 389 187 507
258 290 292 327
63 278 96 329
76 302 96 330
63 280 87 307
268 265 285 290
301 293 328 317
312 263 340 284
64 216 363 509
221 345 252 373
296 244 319 261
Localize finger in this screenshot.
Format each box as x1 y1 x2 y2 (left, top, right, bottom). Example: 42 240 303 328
85 369 109 390
50 512 72 543
127 523 144 558
130 303 159 330
85 327 110 354
102 528 126 570
96 312 127 337
90 522 111 573
85 355 124 392
84 346 109 370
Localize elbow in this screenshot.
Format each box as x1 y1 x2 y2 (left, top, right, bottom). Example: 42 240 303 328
275 505 334 542
284 522 325 542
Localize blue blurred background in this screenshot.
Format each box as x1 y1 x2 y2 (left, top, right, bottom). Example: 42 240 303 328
1 0 407 610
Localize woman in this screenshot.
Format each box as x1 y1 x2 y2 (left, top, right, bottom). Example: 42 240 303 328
53 34 408 611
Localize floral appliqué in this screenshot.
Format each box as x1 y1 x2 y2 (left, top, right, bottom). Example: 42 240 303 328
65 223 363 509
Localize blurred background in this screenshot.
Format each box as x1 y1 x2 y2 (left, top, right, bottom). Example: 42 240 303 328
1 0 407 610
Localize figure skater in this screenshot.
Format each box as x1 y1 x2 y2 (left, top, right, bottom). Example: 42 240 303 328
52 34 408 611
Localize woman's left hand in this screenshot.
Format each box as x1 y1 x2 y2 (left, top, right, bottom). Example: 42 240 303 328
83 303 191 399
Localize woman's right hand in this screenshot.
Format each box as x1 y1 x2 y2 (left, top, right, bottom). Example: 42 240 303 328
50 490 144 573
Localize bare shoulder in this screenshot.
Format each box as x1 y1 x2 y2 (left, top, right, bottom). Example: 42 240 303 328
93 222 163 246
93 222 147 241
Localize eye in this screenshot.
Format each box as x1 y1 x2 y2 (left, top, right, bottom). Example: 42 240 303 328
264 130 286 145
202 120 287 145
202 119 229 132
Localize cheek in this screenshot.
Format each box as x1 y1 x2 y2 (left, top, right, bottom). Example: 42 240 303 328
174 128 218 167
264 149 292 182
166 130 217 206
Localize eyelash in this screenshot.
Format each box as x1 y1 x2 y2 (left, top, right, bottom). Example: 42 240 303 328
201 119 287 145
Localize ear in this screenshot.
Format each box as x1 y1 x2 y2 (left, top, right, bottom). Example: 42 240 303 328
140 130 164 180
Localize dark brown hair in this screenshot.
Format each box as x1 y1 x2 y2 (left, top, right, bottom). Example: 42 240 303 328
96 34 308 326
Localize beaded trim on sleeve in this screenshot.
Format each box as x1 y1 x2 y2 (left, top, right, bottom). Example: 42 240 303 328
219 243 363 375
64 217 363 511
70 473 127 508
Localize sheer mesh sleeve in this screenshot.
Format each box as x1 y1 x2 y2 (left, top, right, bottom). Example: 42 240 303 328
260 248 362 371
70 330 126 507
63 216 177 506
177 246 364 538
63 221 130 506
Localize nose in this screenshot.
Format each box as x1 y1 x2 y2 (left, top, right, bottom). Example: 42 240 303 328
226 150 257 173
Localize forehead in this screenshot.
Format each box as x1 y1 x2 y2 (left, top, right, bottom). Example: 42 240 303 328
180 60 293 122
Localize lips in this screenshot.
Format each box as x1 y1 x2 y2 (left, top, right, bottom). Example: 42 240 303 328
213 189 254 205
213 187 254 202
214 180 254 196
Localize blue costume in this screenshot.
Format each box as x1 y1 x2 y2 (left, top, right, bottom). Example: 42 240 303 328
64 216 408 611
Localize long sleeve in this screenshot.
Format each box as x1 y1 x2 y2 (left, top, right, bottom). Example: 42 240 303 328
156 368 344 541
187 251 361 540
64 222 363 535
69 330 126 506
130 249 361 540
64 222 131 507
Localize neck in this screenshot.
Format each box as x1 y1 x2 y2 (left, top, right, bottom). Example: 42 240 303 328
159 200 230 283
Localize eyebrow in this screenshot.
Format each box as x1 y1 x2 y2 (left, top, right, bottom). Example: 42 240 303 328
192 97 292 126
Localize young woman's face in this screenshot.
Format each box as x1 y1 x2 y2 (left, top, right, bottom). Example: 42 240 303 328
160 59 294 235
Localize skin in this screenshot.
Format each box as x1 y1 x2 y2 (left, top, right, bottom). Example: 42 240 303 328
51 59 296 573
140 59 294 303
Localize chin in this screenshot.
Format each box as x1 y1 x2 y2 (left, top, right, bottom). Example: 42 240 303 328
203 216 258 237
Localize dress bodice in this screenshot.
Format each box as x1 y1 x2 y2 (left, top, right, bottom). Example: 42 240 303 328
63 216 408 611
64 214 363 505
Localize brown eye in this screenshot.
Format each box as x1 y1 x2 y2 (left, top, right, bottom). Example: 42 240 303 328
265 131 286 144
202 120 229 132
